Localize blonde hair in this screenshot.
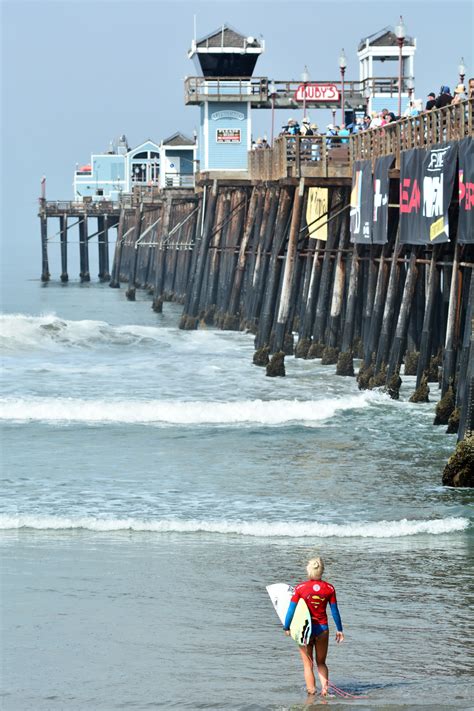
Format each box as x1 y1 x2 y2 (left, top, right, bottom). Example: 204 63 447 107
306 557 324 580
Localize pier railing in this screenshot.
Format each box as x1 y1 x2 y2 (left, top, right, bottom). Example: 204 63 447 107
351 98 473 166
249 136 350 180
249 99 473 181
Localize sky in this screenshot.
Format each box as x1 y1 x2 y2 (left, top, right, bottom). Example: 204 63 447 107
1 0 473 285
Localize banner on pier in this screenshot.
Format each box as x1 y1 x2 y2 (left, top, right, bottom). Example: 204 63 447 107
372 155 394 244
458 136 474 244
350 160 373 243
420 142 458 244
399 148 423 244
400 143 458 245
306 188 328 240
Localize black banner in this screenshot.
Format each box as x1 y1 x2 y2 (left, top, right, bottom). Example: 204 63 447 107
372 154 395 244
399 148 423 244
458 136 474 244
350 159 373 243
420 142 458 244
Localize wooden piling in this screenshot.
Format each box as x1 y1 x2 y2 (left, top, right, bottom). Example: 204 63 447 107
109 209 125 288
340 244 360 353
415 245 441 388
180 181 218 328
225 188 258 328
312 188 342 347
441 241 461 395
273 179 305 352
255 187 293 350
327 203 350 349
375 230 402 372
98 215 110 282
60 214 68 282
126 204 144 301
78 215 90 282
386 246 419 380
40 216 50 282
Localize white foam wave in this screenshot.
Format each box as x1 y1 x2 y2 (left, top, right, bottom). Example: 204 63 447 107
0 313 170 351
0 394 373 425
0 515 468 538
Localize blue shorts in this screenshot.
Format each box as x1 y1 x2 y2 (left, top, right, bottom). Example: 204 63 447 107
310 623 328 639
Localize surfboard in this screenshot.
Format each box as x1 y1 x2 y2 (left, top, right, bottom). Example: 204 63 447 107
266 583 312 646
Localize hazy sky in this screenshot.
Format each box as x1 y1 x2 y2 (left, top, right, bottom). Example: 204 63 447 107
1 0 473 283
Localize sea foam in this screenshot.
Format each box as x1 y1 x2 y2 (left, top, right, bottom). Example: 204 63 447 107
0 394 374 426
0 515 468 538
0 313 172 351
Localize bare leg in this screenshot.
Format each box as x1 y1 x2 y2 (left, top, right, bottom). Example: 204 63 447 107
315 630 329 695
298 641 316 694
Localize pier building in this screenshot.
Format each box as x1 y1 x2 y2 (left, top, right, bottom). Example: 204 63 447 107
186 25 265 176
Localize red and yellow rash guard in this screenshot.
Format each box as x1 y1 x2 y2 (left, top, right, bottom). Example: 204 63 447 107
284 579 343 634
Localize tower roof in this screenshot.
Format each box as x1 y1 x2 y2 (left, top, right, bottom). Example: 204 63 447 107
194 24 263 50
358 26 415 51
188 24 264 77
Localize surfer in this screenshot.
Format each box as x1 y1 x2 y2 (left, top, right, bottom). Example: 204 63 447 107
283 557 344 697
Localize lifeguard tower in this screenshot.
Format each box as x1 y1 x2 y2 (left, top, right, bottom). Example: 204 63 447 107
185 25 265 177
358 26 416 116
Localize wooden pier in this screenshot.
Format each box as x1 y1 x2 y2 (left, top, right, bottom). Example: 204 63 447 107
39 99 474 484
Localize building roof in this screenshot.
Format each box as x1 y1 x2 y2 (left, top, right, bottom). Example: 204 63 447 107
195 24 262 49
358 27 415 51
162 132 195 147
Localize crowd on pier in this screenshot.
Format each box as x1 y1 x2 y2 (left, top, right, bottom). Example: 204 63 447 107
251 77 473 150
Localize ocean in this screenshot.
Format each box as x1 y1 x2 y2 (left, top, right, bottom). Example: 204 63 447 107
1 276 473 711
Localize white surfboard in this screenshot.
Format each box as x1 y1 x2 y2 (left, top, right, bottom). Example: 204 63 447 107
266 583 312 646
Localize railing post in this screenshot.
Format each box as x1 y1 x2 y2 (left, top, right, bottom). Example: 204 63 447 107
295 136 301 177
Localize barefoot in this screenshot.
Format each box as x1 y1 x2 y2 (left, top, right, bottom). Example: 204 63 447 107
320 688 328 697
306 688 316 695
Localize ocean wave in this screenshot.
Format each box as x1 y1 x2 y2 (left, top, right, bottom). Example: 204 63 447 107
0 394 374 425
0 313 172 351
0 515 468 538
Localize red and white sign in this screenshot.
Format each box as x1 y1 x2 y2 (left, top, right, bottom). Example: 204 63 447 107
295 83 340 102
216 128 241 143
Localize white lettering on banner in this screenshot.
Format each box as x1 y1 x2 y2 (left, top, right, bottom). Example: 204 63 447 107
427 147 450 172
373 179 388 222
294 83 340 102
423 176 443 217
211 110 245 121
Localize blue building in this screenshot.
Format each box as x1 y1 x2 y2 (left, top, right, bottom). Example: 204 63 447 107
186 25 265 174
159 132 196 188
73 133 196 200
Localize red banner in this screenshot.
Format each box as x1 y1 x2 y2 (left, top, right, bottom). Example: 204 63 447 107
294 83 340 102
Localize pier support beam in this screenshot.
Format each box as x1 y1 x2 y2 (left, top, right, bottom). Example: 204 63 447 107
274 179 304 352
416 246 440 388
110 210 125 288
40 216 50 282
78 215 90 282
98 215 110 282
60 214 68 282
386 246 419 381
441 241 461 395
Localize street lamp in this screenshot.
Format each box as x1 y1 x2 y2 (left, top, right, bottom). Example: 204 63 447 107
458 57 466 84
269 82 277 146
301 65 310 119
339 49 347 125
394 15 406 118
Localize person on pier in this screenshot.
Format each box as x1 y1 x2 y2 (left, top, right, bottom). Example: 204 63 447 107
283 557 344 697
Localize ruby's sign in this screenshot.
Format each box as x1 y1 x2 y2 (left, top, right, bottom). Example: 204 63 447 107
294 83 340 102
